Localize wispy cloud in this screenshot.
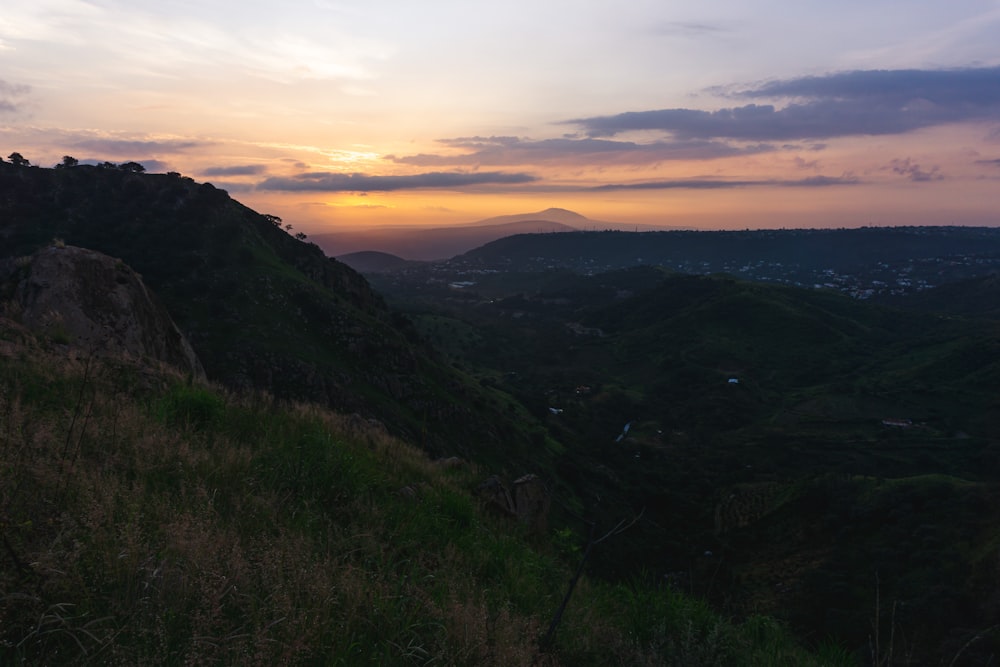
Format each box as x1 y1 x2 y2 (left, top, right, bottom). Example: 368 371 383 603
0 2 392 86
0 79 30 113
569 66 1000 140
886 158 944 182
389 135 775 167
257 170 536 192
654 21 731 37
589 175 861 191
70 137 205 155
201 164 268 177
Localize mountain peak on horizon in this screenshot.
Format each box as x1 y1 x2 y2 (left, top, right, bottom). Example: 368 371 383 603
467 207 590 227
536 207 586 218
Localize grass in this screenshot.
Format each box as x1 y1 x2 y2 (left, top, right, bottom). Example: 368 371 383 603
0 340 849 665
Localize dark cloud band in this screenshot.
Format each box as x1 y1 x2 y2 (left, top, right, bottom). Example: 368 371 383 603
570 66 1000 141
257 170 536 192
390 136 774 166
70 138 204 154
589 175 860 191
201 164 268 177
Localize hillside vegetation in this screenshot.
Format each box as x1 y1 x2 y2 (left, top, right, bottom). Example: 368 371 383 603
371 265 1000 664
5 161 999 663
0 321 845 665
0 161 547 468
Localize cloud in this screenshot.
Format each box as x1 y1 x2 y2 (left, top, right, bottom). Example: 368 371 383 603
654 21 730 37
0 79 30 113
136 159 170 173
70 138 204 155
257 170 537 192
569 66 1000 141
887 158 944 182
201 164 268 177
730 67 1000 106
589 175 860 191
389 135 775 167
976 158 1000 167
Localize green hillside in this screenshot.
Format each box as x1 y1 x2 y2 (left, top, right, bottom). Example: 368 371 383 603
5 161 1000 663
0 161 545 467
0 322 846 665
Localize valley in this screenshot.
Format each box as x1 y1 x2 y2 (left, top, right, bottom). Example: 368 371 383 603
2 161 999 664
365 235 1000 663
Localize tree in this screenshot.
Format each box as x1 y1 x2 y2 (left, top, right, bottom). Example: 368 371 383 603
55 155 79 169
262 214 282 227
119 161 145 173
7 152 29 167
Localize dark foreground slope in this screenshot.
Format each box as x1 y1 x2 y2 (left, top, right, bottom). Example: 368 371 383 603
0 315 851 665
0 162 541 463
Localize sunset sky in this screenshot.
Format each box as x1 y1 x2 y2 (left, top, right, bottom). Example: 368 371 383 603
2 0 1000 232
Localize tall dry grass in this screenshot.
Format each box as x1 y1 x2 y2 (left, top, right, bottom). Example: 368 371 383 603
0 341 850 665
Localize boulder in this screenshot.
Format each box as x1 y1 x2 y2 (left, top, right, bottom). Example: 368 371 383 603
513 474 551 534
476 473 551 534
476 475 515 516
1 245 204 378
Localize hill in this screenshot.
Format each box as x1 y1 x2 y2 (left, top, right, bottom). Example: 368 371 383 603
336 250 415 273
0 324 843 665
883 271 1000 319
465 207 678 231
0 269 845 665
6 160 1000 661
311 219 578 261
0 161 544 464
454 227 1000 299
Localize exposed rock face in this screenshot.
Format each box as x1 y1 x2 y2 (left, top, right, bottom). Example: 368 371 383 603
476 475 516 517
477 474 551 535
513 474 551 535
0 245 204 378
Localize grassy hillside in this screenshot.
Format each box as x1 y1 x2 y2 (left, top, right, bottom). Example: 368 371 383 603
0 323 846 665
0 161 547 466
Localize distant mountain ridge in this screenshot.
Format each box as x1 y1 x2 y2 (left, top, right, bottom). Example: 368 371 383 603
311 211 584 260
465 207 592 227
311 208 684 260
335 250 414 273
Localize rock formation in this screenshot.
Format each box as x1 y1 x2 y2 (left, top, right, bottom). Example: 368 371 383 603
0 245 204 378
477 474 551 534
513 474 551 535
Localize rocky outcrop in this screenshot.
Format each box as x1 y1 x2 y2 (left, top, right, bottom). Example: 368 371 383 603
476 474 551 535
0 245 204 378
513 474 551 535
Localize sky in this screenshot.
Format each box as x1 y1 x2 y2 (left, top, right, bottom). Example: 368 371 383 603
2 0 1000 232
